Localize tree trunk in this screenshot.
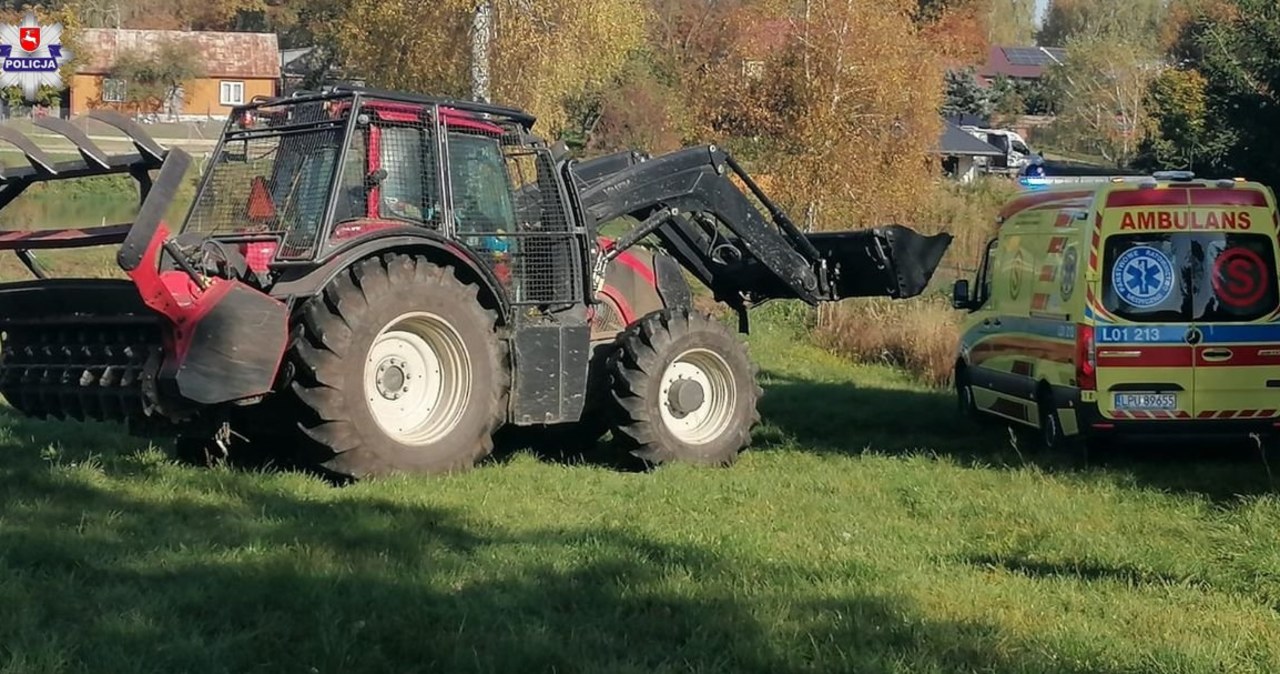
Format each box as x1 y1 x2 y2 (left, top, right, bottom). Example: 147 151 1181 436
470 0 493 103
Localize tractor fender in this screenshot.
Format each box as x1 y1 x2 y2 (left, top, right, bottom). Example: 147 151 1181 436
270 230 512 321
595 237 692 327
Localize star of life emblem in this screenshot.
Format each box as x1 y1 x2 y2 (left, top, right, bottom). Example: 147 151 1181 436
0 11 72 102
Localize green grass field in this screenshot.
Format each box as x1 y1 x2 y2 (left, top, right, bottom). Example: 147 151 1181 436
0 307 1278 673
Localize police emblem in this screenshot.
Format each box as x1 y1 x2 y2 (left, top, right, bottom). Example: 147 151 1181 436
0 11 71 102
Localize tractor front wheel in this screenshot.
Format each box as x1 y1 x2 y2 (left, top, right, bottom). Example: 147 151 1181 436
606 308 761 467
287 253 508 478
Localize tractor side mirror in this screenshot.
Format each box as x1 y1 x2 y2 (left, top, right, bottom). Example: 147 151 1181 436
952 279 972 310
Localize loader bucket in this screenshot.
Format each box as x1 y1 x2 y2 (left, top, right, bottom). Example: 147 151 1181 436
806 225 954 300
0 113 289 424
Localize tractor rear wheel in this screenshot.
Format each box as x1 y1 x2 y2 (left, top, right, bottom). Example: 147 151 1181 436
287 253 508 478
606 308 761 467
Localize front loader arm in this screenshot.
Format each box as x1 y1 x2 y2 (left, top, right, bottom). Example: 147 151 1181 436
568 145 952 308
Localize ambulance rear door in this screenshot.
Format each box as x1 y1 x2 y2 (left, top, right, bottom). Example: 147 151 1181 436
1187 186 1280 421
1093 188 1196 422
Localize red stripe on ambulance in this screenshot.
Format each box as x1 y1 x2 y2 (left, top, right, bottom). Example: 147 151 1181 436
1188 188 1268 207
1097 346 1192 367
1195 346 1280 367
999 190 1094 221
1106 189 1189 208
1112 410 1190 420
1195 409 1279 419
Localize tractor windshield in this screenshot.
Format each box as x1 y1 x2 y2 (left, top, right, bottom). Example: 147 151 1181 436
184 101 345 258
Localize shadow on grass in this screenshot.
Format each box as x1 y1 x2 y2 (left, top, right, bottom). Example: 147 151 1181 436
0 452 1124 674
962 553 1194 590
754 370 1279 503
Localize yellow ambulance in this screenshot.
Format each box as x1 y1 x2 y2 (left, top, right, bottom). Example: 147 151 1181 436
951 171 1280 449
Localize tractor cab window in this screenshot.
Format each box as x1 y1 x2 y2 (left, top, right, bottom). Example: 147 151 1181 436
186 125 342 259
446 132 517 236
332 129 369 222
331 123 442 228
377 125 441 224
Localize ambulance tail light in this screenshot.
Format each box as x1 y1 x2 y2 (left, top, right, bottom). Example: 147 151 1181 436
1076 324 1097 390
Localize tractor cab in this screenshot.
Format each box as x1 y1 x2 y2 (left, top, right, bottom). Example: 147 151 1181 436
180 89 582 306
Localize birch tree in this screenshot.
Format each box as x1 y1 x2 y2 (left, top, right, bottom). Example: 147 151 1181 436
757 0 946 229
328 0 646 137
1045 37 1161 165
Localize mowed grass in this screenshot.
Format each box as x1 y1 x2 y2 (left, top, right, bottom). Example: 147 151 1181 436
1 309 1279 673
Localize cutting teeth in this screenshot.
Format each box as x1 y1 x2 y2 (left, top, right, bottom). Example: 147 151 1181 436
0 321 161 422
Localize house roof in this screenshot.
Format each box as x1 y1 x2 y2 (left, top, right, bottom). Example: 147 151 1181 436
76 28 280 79
979 45 1065 80
937 122 1004 157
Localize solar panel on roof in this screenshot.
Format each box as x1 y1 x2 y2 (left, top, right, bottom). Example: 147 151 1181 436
1003 47 1056 66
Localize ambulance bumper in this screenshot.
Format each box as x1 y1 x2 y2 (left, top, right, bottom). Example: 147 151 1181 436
1071 395 1280 439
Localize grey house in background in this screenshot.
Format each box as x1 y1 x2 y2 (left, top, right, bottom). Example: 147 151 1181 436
937 122 1005 183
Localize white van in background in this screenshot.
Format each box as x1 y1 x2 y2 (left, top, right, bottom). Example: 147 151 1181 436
962 126 1035 175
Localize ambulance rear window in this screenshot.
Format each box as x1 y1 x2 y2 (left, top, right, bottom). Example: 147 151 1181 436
1101 232 1279 322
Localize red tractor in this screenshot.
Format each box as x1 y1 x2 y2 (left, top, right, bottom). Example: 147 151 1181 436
0 87 951 479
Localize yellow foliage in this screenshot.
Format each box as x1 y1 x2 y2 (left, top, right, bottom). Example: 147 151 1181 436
491 0 648 135
326 0 647 138
326 0 473 98
755 0 946 230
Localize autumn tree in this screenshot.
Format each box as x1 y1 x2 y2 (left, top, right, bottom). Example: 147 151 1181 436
1133 67 1233 172
108 38 206 118
985 0 1038 45
583 59 689 154
69 0 268 30
1036 0 1165 47
1161 0 1280 186
916 0 989 65
324 0 647 138
744 0 945 229
1043 37 1161 166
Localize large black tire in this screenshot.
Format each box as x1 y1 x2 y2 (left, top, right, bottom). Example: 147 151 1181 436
955 364 980 421
606 308 762 467
1036 389 1067 452
286 253 508 478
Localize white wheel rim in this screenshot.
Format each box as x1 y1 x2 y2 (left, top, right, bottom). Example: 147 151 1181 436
364 311 471 445
658 348 736 445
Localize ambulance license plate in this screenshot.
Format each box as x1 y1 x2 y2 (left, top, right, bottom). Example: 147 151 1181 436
1113 393 1177 411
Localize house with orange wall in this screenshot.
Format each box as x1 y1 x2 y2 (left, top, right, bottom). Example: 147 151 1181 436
68 28 279 120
